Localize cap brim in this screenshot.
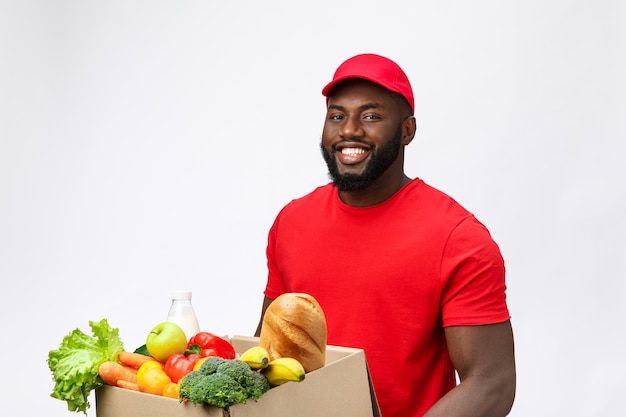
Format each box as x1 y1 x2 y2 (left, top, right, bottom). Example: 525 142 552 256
321 75 385 97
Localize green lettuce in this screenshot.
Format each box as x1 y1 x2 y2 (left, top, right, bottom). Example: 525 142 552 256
47 318 124 414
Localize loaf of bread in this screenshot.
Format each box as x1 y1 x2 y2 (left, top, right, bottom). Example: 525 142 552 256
258 292 327 373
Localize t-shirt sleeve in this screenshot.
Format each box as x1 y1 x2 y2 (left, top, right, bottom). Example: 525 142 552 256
263 212 287 300
440 216 510 326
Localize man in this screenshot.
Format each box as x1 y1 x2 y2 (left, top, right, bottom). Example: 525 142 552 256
255 53 516 417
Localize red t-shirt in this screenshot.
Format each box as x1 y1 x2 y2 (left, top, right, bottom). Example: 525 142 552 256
264 179 510 417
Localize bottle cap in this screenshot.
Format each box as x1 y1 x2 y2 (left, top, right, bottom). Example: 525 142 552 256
171 291 192 300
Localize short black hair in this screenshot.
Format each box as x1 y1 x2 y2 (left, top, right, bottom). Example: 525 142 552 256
391 91 413 118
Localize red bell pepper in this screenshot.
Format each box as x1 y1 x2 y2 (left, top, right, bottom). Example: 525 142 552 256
187 332 236 359
163 353 200 383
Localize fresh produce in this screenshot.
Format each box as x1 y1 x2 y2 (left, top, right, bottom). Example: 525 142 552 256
133 343 151 356
163 353 202 383
215 359 271 399
47 318 124 414
187 331 236 359
137 360 175 396
239 346 270 370
116 379 139 391
49 317 309 414
180 371 247 408
162 381 180 399
178 357 271 408
117 351 154 368
146 322 188 362
193 356 208 371
98 361 137 387
261 357 306 387
97 351 153 392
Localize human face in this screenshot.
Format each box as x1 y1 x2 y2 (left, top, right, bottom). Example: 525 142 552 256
321 79 410 192
321 126 402 192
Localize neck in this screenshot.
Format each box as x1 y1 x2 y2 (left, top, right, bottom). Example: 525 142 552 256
338 172 412 207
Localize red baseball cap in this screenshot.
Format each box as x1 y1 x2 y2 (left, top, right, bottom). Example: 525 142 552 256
321 53 414 114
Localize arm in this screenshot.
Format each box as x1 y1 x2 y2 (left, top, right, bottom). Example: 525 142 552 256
424 320 516 417
254 296 274 337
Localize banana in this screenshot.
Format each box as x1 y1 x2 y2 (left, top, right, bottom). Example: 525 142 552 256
239 346 270 370
262 357 306 387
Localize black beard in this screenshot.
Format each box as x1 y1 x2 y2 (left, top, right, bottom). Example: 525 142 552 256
321 127 403 192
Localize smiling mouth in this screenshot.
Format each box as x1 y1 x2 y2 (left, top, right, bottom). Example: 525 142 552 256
334 143 371 166
341 147 366 157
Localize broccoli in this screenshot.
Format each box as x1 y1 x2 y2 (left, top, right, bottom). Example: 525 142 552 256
243 368 272 400
179 359 271 409
185 373 247 408
178 371 206 402
197 356 226 375
217 359 271 400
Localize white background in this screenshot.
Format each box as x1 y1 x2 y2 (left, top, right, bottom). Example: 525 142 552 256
1 1 625 416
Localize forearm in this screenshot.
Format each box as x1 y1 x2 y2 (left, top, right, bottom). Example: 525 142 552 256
423 372 515 417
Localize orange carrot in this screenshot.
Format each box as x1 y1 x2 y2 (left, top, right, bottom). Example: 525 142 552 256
98 361 138 386
116 379 139 391
118 351 154 369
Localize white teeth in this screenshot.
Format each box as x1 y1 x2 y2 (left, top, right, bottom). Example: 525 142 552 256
341 148 365 156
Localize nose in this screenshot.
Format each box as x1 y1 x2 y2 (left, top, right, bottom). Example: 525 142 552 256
339 115 364 139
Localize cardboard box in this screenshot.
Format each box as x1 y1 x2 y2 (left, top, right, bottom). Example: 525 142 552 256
96 335 381 417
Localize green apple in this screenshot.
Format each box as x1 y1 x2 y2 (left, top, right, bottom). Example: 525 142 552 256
146 321 188 362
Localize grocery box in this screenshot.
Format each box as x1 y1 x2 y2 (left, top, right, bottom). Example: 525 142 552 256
95 335 381 417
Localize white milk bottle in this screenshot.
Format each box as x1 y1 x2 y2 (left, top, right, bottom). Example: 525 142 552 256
166 291 201 341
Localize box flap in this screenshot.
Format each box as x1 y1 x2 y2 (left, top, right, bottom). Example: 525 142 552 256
365 357 382 417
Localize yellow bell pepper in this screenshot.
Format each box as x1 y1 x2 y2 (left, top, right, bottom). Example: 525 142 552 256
137 360 172 396
193 357 208 371
162 382 180 399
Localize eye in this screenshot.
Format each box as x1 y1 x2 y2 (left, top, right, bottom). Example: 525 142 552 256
362 113 381 120
328 113 344 121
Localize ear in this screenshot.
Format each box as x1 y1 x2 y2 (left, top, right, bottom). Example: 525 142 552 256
401 116 417 146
